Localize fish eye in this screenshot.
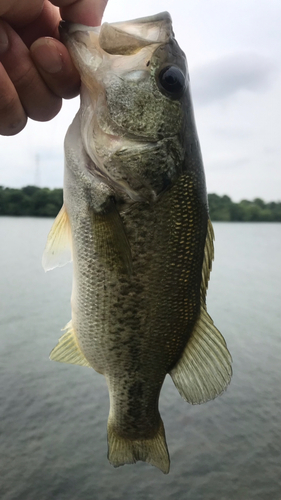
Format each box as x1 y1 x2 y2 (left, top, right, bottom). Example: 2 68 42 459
157 66 186 100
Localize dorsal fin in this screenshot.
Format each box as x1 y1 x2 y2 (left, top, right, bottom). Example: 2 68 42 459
169 218 232 403
170 305 232 404
201 218 214 302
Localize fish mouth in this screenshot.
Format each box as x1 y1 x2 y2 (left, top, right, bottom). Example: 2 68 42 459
59 12 174 61
59 12 175 88
59 12 172 54
59 20 99 39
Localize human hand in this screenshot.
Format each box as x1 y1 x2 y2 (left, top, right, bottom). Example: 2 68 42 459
0 0 108 136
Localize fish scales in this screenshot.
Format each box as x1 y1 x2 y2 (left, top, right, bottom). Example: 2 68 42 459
70 173 206 423
43 12 232 474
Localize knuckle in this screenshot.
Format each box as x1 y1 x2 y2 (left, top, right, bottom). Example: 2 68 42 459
10 70 63 122
0 92 27 136
11 63 36 91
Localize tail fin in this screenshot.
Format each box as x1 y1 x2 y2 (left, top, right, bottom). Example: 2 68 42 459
107 419 170 474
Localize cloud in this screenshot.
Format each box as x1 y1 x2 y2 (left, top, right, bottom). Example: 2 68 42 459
191 52 278 105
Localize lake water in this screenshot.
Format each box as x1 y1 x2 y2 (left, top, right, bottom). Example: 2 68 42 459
0 217 280 500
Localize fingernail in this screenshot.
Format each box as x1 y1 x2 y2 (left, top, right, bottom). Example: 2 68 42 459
31 38 63 74
0 21 9 55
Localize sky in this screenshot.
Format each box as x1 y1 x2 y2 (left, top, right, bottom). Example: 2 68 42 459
0 0 280 202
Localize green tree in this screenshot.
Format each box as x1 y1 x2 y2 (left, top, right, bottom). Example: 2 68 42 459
0 186 280 221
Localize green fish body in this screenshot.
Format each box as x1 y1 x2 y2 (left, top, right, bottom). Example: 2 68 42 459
43 12 232 474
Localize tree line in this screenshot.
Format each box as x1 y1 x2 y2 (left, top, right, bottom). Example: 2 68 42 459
0 186 280 221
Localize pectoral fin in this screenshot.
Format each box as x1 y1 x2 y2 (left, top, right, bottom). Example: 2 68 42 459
91 199 132 275
42 204 72 271
170 305 232 404
50 321 91 368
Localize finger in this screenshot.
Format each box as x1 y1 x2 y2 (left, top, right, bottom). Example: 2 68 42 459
0 63 27 135
30 37 80 99
0 0 42 26
15 1 61 48
0 20 62 123
52 0 108 25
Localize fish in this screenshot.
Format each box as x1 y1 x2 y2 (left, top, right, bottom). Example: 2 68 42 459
42 12 232 474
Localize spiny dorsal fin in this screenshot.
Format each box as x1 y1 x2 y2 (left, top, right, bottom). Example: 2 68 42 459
42 204 72 272
170 305 232 404
91 199 132 275
50 320 91 367
201 218 215 302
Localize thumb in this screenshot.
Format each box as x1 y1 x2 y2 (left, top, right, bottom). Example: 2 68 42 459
52 0 108 26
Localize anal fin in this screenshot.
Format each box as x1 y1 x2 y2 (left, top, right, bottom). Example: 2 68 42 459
50 320 91 368
170 305 232 404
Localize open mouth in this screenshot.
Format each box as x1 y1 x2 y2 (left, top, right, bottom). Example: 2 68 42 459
59 12 172 55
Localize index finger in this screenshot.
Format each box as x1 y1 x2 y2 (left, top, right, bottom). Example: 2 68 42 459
52 0 108 25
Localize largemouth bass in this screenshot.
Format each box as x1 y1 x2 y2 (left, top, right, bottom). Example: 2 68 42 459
43 12 232 474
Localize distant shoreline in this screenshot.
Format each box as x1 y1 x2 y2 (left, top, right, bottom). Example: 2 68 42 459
0 186 280 222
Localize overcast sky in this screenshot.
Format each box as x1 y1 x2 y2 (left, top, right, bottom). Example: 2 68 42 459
0 0 280 201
